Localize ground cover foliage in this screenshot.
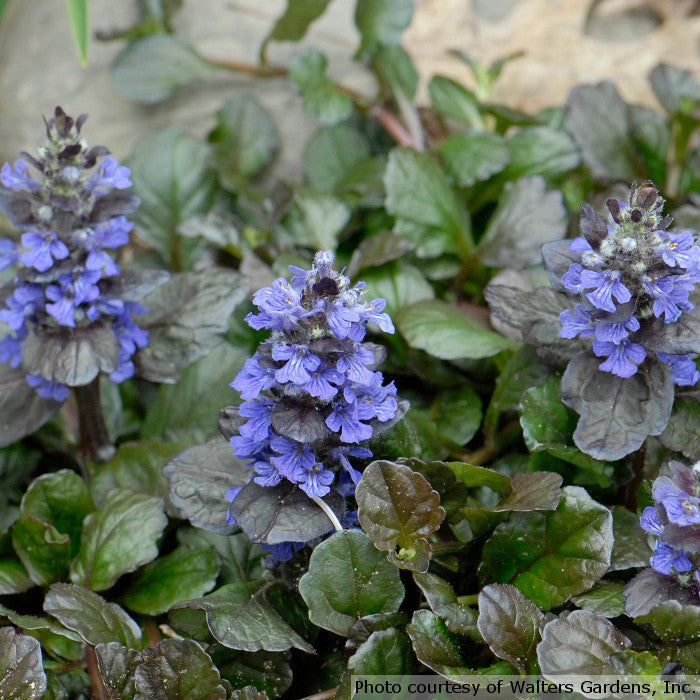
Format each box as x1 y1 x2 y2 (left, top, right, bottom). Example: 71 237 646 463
1 1 700 697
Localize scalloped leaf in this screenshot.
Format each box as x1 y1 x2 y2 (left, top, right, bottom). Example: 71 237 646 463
413 572 478 637
493 472 563 512
609 506 649 572
356 460 445 572
0 627 47 700
299 529 404 637
95 642 141 700
406 610 471 677
477 584 544 672
163 435 250 535
44 583 142 648
479 486 613 610
623 567 700 618
348 628 416 676
561 352 674 460
571 580 626 618
172 583 314 653
69 489 167 592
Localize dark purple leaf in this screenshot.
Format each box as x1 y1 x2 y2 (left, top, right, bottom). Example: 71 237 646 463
541 239 580 293
88 192 140 222
623 568 699 617
270 397 330 442
99 269 170 303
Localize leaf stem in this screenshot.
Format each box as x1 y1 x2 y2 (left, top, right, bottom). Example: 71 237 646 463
457 593 479 606
454 418 521 465
312 496 343 532
85 645 108 700
74 377 115 465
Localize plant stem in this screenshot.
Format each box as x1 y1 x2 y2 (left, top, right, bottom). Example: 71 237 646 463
620 446 646 511
85 645 108 700
457 593 479 606
455 419 521 465
74 377 115 465
312 496 343 532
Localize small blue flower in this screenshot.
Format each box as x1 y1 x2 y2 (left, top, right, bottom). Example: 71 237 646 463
270 435 316 481
643 275 692 323
326 393 373 443
593 315 640 344
88 156 132 192
655 230 699 268
593 338 646 378
580 269 632 312
225 486 243 526
651 541 692 575
328 445 372 484
301 364 343 400
20 231 69 272
0 239 18 271
272 344 321 385
0 161 41 192
45 284 77 327
640 506 663 536
0 284 44 331
559 305 596 339
335 344 375 385
26 374 70 402
658 353 700 387
298 463 335 498
654 484 700 526
230 355 278 400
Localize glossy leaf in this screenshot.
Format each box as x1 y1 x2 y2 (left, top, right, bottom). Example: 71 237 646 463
111 35 220 104
479 486 613 610
0 559 34 595
10 514 71 586
122 545 221 616
623 567 700 618
44 583 142 648
493 472 562 512
356 460 445 572
228 479 344 545
136 270 246 382
95 642 141 700
288 49 353 124
520 375 576 451
354 0 414 57
135 639 227 700
434 130 510 187
370 408 449 463
284 187 350 251
299 529 404 637
373 45 418 100
477 584 543 671
213 649 292 700
303 124 370 193
477 177 566 269
0 627 47 700
658 397 700 461
163 435 250 535
384 148 472 256
571 580 626 618
70 489 167 592
537 610 630 676
561 352 674 461
609 506 649 572
397 299 517 360
128 129 220 267
406 610 471 677
172 582 314 653
348 628 416 675
650 63 700 115
209 96 280 187
413 572 478 637
447 461 512 493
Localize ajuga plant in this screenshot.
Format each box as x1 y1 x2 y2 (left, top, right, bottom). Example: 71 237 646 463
167 250 407 560
487 181 700 461
0 107 173 459
624 460 700 616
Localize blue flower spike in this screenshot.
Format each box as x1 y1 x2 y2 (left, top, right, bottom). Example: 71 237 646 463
227 250 403 559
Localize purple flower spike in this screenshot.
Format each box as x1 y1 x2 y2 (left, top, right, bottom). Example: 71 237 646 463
272 344 321 384
580 269 631 312
20 231 69 272
593 338 646 378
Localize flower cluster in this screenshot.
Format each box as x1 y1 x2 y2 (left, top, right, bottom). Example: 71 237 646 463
554 182 700 382
225 251 400 555
640 461 700 598
0 107 147 400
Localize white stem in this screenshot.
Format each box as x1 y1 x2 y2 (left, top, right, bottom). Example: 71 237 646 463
312 496 343 532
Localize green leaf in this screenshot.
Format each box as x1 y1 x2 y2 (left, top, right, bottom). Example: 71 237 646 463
650 63 700 115
397 299 517 360
143 343 246 441
164 436 250 536
493 472 562 512
0 604 84 646
561 352 674 461
406 610 471 677
635 601 700 670
346 230 413 276
299 529 404 637
356 460 445 572
430 385 482 446
122 546 221 616
303 124 370 193
283 186 350 250
136 271 247 383
128 129 220 267
384 148 472 257
428 76 483 128
479 486 613 610
90 441 188 511
172 583 314 653
477 584 543 672
95 642 140 700
447 461 511 493
0 559 34 595
476 177 566 269
10 514 71 586
537 610 630 676
44 583 142 648
20 470 93 549
348 629 416 675
609 506 649 572
373 45 418 100
623 568 699 618
354 0 414 57
212 649 292 699
135 639 227 699
0 627 47 700
66 0 88 66
288 49 353 125
359 261 434 319
399 459 469 522
658 397 700 461
111 35 220 104
520 375 575 451
565 81 643 180
0 364 60 447
571 580 626 618
503 126 580 181
209 96 280 187
262 0 332 52
371 409 451 463
413 572 478 636
434 130 510 187
70 489 167 592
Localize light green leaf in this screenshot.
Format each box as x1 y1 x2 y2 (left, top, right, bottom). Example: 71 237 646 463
360 261 434 318
435 130 510 187
262 0 333 58
428 76 483 128
354 0 414 57
284 187 350 250
66 0 88 67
